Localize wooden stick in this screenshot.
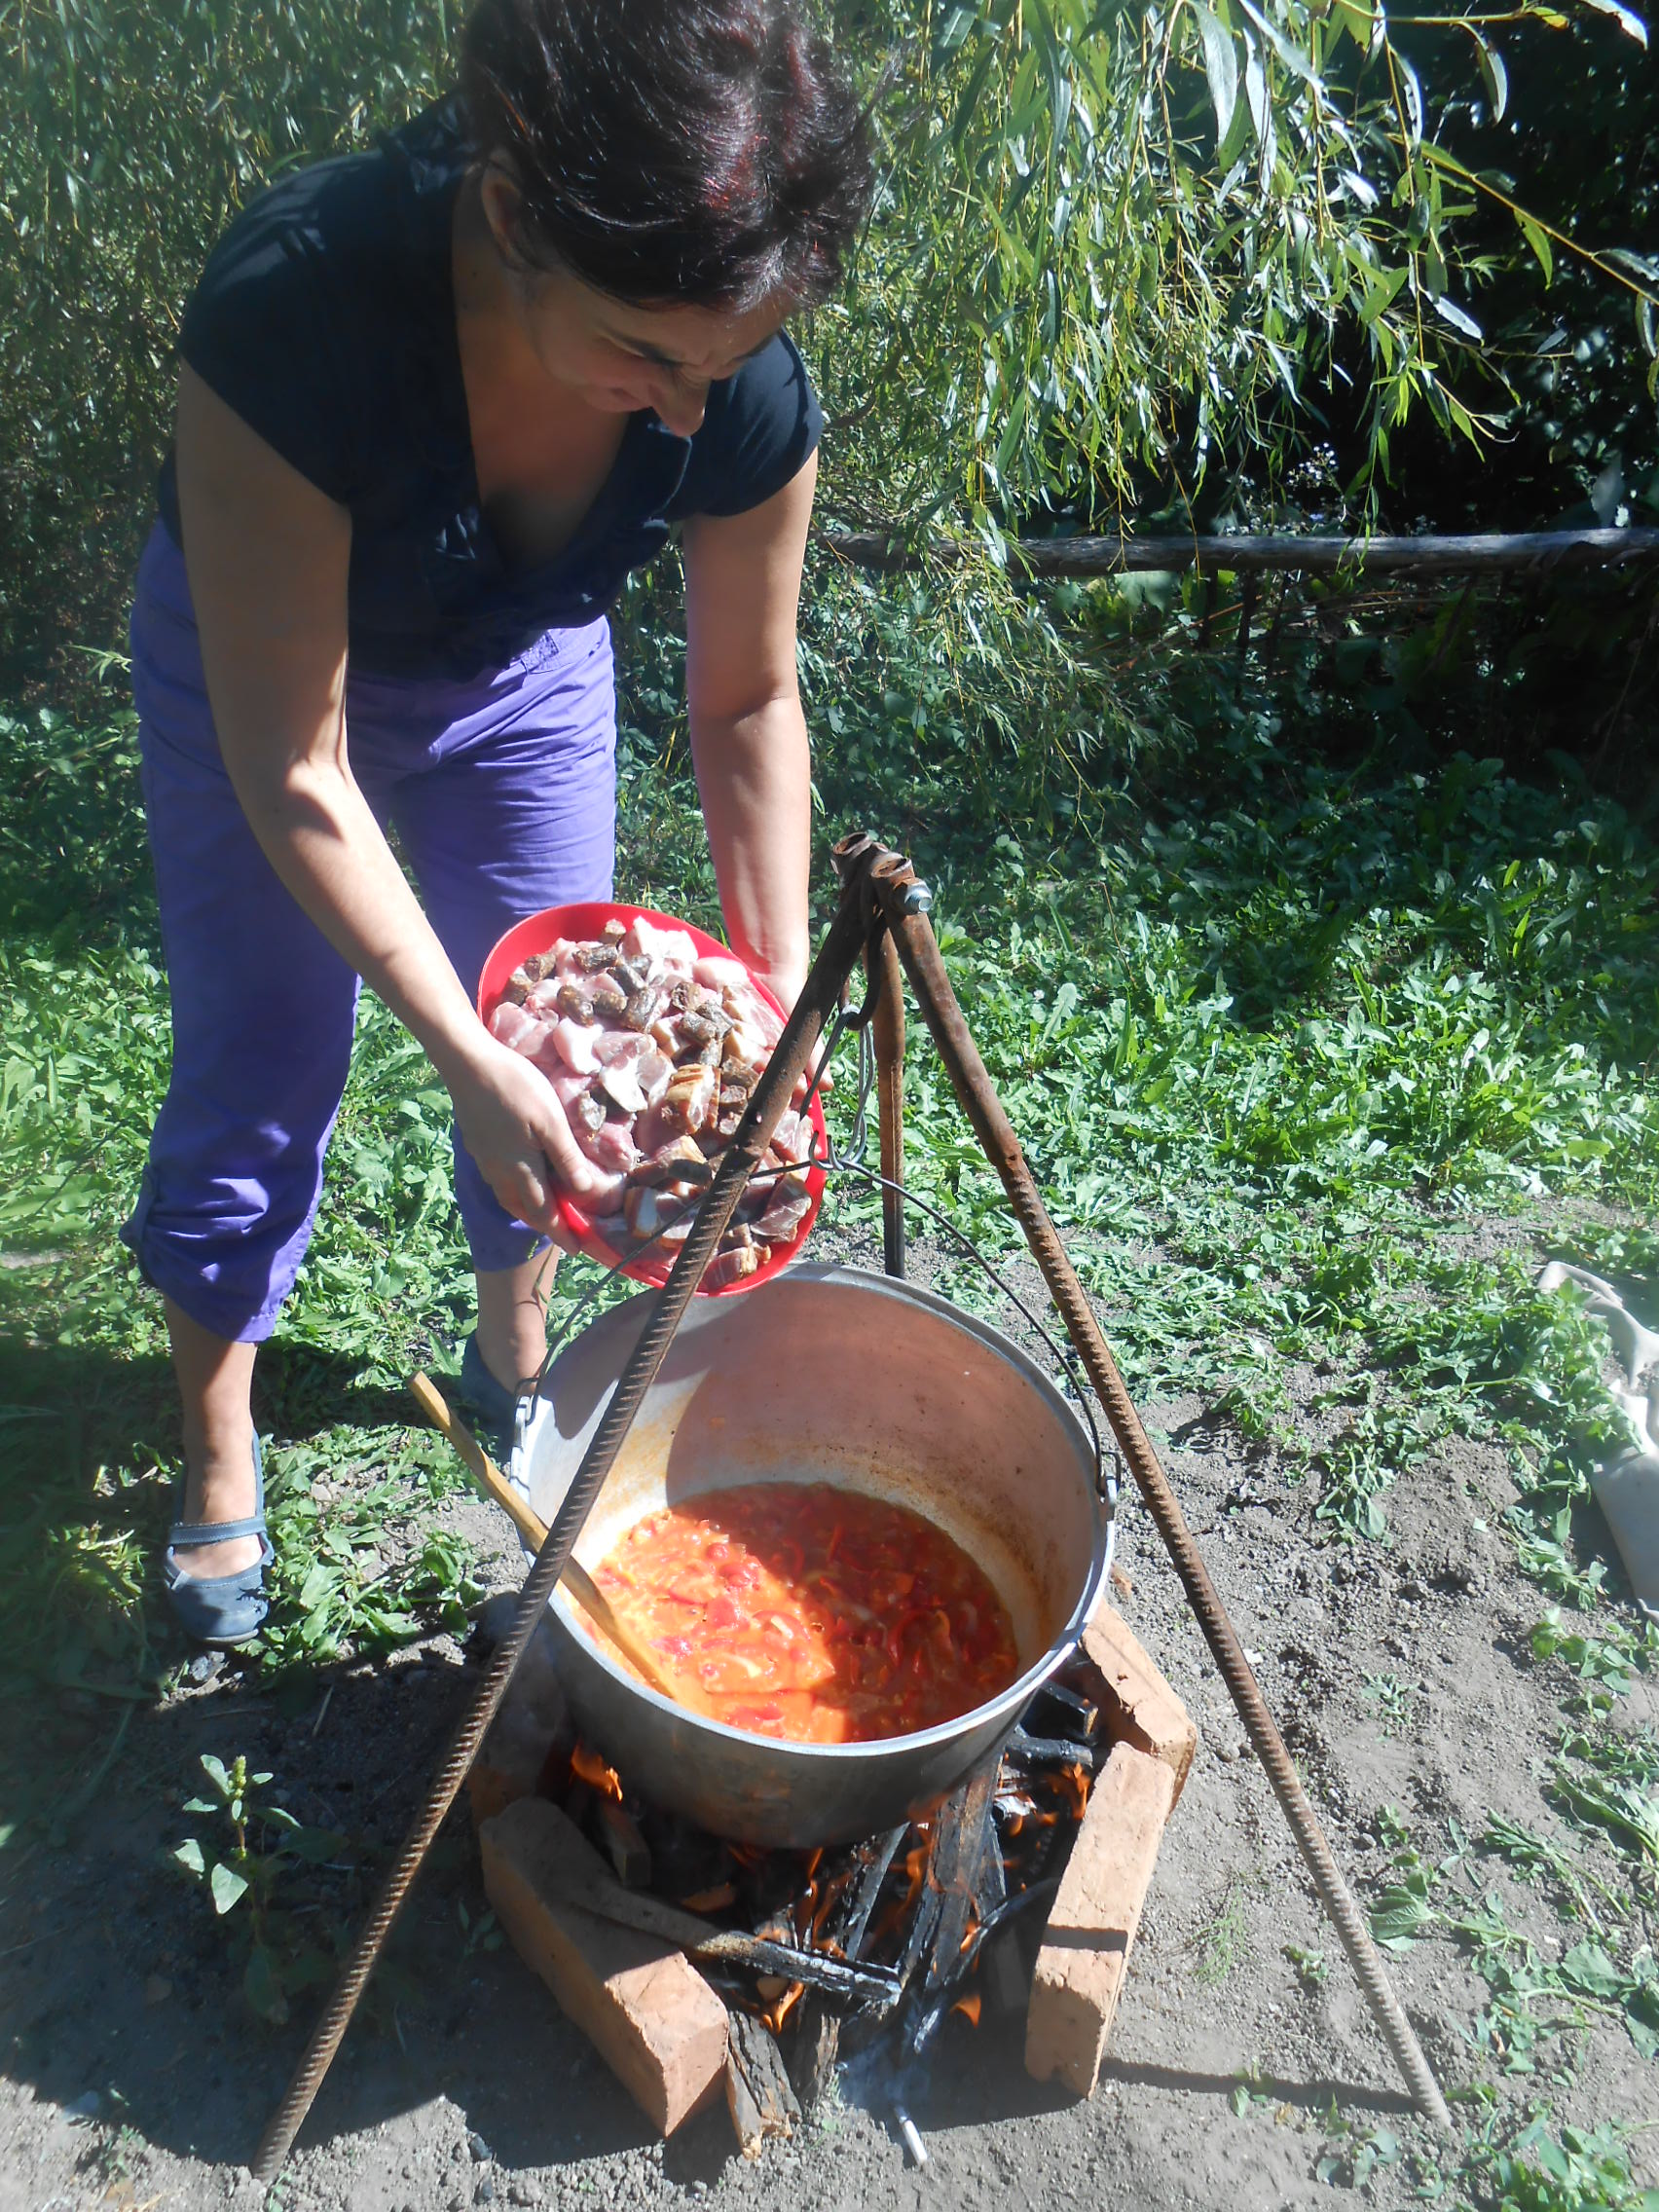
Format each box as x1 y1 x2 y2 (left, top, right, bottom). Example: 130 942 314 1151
820 522 1659 580
408 1372 698 1714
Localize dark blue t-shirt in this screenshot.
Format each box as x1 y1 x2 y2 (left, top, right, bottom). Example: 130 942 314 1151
157 99 823 681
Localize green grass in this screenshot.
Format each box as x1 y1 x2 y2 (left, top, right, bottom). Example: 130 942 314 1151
1 558 1656 2186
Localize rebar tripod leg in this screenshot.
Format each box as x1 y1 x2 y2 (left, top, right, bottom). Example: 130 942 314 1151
850 839 1452 2134
869 925 906 1278
251 861 879 2181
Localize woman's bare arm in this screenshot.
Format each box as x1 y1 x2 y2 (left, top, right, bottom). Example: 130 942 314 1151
173 364 601 1218
682 452 817 1010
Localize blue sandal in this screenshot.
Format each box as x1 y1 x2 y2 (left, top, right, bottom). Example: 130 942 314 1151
459 1333 522 1466
164 1434 274 1647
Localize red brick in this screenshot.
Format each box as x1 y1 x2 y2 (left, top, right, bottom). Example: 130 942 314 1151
480 1798 727 2135
1078 1602 1198 1805
466 1615 572 1828
1024 1742 1175 2097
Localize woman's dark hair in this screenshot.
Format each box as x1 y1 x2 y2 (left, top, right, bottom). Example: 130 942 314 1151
460 0 874 311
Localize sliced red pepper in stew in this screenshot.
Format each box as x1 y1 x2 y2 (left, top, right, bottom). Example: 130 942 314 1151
588 1482 1020 1745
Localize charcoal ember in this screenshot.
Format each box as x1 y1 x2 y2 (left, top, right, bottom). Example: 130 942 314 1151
624 983 665 1032
588 981 628 1020
1006 1726 1097 1773
554 980 594 1021
1025 1679 1099 1741
661 1065 718 1134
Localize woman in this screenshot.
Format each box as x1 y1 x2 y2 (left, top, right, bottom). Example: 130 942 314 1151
125 0 872 1644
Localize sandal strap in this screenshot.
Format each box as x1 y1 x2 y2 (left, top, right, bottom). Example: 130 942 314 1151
168 1513 268 1547
164 1532 275 1591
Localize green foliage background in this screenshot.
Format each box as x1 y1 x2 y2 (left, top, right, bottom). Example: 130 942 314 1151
3 0 1655 683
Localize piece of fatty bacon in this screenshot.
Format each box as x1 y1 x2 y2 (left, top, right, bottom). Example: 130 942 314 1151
489 917 813 1273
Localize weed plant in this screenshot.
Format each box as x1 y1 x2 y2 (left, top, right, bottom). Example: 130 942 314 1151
1 558 1655 2191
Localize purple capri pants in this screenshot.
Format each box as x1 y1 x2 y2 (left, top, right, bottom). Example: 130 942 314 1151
122 523 617 1342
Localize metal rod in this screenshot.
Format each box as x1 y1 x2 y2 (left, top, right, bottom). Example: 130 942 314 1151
869 924 906 1278
821 522 1659 580
846 835 1454 2133
251 864 877 2181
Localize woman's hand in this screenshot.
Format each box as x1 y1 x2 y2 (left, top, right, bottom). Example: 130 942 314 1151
445 1033 612 1232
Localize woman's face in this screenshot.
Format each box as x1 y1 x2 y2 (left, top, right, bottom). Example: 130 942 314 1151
481 170 790 438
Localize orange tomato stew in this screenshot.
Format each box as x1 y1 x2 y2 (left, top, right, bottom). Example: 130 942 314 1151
588 1482 1021 1743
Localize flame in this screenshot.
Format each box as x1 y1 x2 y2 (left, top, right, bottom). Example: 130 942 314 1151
679 1883 737 1913
900 1842 930 1910
569 1742 624 1801
761 1983 803 2034
951 1991 982 2027
1055 1761 1091 1822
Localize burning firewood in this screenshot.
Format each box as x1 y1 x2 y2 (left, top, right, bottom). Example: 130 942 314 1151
725 2009 801 2158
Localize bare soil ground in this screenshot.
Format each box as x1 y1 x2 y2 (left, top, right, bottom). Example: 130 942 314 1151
3 1221 1653 2212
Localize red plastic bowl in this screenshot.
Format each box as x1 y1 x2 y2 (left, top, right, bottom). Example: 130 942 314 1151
476 901 827 1295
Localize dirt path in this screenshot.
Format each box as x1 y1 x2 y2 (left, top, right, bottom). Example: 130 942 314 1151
3 1231 1653 2212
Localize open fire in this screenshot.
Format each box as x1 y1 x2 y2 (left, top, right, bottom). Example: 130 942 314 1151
471 1597 1195 2162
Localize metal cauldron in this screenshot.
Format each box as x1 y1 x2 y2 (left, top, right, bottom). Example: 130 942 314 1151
511 1263 1115 1847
